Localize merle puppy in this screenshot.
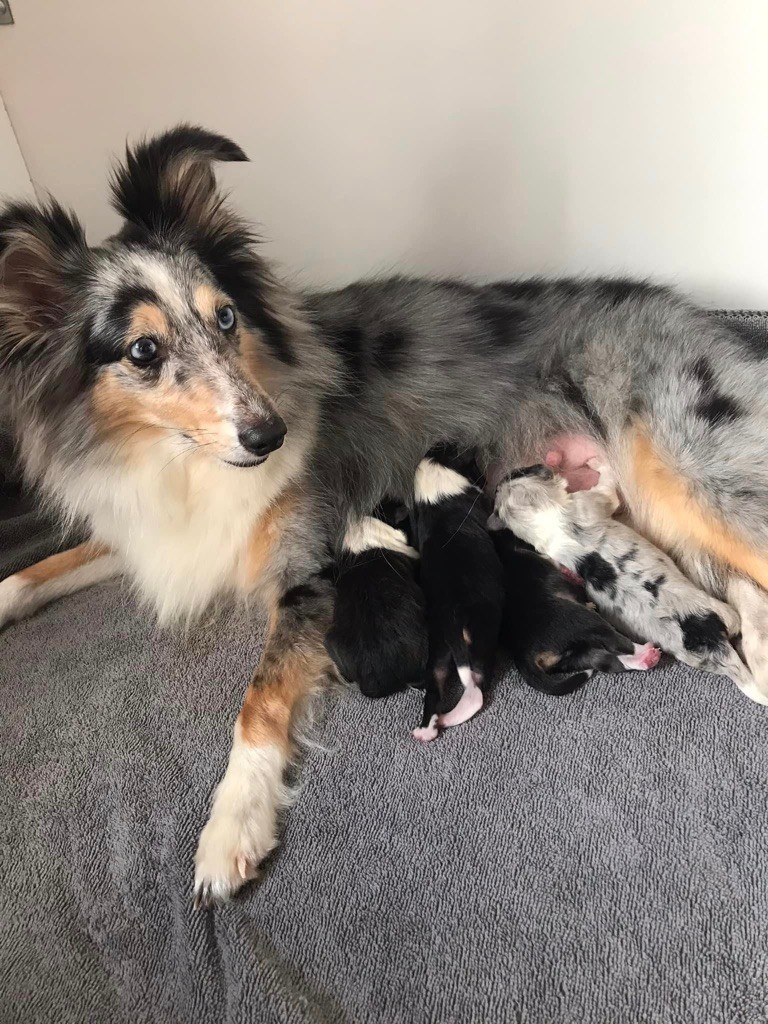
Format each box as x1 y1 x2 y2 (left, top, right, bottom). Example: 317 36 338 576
489 500 660 695
494 461 765 704
411 446 505 741
325 501 427 698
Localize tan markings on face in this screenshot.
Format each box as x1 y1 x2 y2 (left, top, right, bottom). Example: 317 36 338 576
128 302 169 341
626 422 768 591
193 283 222 323
18 540 110 586
239 328 278 397
535 651 561 671
91 367 230 452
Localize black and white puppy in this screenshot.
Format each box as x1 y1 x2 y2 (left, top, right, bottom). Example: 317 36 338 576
411 447 505 741
490 511 660 695
325 502 428 698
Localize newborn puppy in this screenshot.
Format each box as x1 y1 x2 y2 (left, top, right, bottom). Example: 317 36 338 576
494 462 765 704
325 503 428 698
490 521 660 695
412 446 505 741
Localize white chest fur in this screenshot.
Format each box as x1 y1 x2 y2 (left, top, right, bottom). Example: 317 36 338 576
44 432 308 624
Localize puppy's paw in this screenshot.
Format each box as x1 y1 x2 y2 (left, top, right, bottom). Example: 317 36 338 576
0 574 32 630
193 740 287 909
412 715 439 743
618 642 661 671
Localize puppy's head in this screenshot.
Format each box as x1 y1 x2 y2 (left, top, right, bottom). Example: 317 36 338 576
492 464 568 539
0 126 299 473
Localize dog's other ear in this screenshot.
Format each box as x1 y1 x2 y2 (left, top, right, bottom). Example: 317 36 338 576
0 200 89 366
110 124 249 237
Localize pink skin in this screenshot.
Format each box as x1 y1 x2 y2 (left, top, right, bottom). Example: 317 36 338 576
618 642 662 671
413 715 439 743
559 565 585 587
544 434 604 492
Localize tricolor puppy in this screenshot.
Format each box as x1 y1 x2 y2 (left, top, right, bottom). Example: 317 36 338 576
325 503 427 698
494 462 764 704
489 500 660 695
411 447 505 741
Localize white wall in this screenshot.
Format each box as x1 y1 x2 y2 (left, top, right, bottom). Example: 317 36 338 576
1 0 767 307
0 94 32 198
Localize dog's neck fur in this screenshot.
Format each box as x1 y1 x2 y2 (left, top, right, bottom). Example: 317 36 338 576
28 403 317 625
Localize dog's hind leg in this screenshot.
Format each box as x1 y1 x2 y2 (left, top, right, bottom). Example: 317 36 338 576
0 540 120 629
194 577 334 908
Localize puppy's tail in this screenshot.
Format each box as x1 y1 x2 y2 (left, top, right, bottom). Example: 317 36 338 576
517 662 592 697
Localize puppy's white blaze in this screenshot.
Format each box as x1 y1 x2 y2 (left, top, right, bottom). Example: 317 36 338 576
343 517 418 558
194 726 288 902
0 555 121 628
414 459 469 504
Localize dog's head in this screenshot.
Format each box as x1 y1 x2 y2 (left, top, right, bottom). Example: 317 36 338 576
0 126 300 471
491 464 568 540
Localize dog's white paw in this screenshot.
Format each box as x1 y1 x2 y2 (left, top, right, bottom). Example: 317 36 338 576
193 738 287 909
0 575 32 630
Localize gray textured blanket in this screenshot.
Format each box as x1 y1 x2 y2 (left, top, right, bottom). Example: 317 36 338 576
2 314 768 1024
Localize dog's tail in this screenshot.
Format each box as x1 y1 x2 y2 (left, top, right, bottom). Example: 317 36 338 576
517 661 592 697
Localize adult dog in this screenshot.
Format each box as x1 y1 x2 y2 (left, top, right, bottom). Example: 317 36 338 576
2 125 768 907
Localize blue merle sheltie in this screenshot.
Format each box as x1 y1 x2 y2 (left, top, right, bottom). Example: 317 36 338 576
3 125 768 906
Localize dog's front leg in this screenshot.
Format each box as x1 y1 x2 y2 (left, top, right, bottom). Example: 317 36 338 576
193 579 334 908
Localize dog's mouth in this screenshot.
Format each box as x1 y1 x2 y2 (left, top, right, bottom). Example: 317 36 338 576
220 454 270 469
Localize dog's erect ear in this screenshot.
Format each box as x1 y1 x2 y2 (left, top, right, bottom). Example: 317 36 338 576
0 200 89 366
110 124 249 236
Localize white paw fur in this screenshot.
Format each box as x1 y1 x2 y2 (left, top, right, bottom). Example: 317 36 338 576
0 575 33 629
194 732 288 908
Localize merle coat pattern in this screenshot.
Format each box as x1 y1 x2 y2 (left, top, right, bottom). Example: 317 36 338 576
493 463 762 704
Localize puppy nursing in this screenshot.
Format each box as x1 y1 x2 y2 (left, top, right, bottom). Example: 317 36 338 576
411 448 505 741
494 461 765 704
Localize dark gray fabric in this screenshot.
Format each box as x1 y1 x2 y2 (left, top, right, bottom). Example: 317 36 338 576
2 314 768 1024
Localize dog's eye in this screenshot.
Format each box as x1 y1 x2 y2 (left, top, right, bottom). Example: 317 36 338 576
128 337 159 365
217 305 236 332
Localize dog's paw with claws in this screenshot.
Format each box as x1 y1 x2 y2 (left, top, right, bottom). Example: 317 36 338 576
193 738 286 909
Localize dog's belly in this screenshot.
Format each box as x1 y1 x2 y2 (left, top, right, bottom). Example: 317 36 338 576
487 432 606 493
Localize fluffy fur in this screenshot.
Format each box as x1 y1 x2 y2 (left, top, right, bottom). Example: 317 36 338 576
3 125 768 902
411 450 505 742
490 519 660 694
324 507 427 699
493 461 763 704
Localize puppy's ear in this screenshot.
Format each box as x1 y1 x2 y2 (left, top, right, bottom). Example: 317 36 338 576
0 200 89 367
110 124 248 237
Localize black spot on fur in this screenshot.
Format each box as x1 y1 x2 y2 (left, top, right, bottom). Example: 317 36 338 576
488 279 547 303
643 574 666 599
474 299 528 348
678 611 726 654
374 328 409 372
175 365 190 385
280 582 321 610
577 552 618 592
689 357 715 389
616 546 638 571
695 392 743 427
504 464 555 482
689 355 743 426
332 323 365 386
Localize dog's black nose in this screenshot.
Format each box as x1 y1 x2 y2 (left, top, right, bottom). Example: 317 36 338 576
238 416 287 457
